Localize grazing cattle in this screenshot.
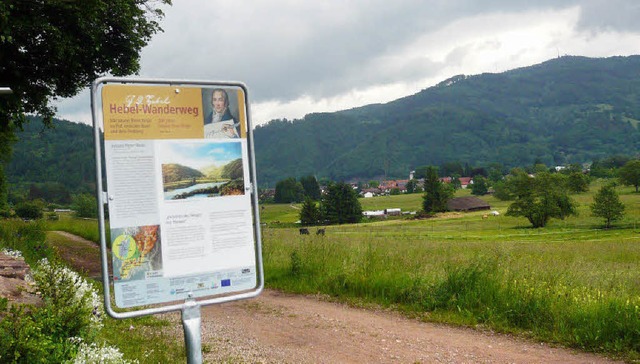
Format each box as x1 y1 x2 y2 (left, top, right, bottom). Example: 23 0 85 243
316 228 325 236
482 214 488 220
299 228 310 235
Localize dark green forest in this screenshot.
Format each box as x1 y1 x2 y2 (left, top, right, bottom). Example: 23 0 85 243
7 116 96 203
254 55 640 184
7 55 640 195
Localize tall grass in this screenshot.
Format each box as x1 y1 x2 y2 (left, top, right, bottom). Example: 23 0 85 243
0 219 53 264
262 202 640 360
45 212 106 244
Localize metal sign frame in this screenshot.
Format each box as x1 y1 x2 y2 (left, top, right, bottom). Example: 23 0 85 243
91 77 264 321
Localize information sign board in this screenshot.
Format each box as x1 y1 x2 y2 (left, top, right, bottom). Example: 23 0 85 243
91 79 263 315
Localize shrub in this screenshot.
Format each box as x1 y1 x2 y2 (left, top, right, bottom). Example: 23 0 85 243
14 201 44 220
71 194 97 219
0 258 104 363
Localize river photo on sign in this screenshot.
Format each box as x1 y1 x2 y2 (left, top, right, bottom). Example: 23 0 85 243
159 141 245 201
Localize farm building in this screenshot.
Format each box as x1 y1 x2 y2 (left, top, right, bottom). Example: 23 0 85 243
446 196 490 212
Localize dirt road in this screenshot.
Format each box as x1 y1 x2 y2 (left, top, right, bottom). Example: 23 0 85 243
50 231 622 363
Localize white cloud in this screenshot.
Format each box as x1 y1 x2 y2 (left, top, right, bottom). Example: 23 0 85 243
53 1 640 126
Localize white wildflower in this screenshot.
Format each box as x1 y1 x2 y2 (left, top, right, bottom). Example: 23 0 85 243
67 341 139 364
1 248 23 258
33 258 104 330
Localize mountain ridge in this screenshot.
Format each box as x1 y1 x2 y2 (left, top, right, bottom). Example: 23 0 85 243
254 55 640 184
6 55 640 193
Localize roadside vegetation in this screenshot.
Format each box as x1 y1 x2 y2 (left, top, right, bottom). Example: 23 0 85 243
1 173 639 361
0 220 183 363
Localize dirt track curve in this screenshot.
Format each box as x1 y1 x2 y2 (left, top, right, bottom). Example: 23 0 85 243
50 231 622 363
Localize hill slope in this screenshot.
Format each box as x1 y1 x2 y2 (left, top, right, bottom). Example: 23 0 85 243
254 55 640 184
6 56 640 192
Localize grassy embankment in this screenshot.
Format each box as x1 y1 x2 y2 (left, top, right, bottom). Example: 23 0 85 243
261 182 640 361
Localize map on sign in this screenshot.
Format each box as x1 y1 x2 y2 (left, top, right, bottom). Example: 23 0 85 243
111 225 162 281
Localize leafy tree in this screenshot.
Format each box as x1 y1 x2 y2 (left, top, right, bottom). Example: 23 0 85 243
71 193 97 218
506 171 576 228
299 197 320 226
320 182 362 224
274 179 300 204
450 175 462 190
405 179 420 193
422 166 453 213
368 180 380 188
15 200 44 220
413 166 430 180
0 0 169 208
560 163 583 175
492 180 513 201
470 175 489 196
566 172 590 193
440 161 464 177
390 188 401 195
487 163 505 183
469 167 487 177
299 175 321 200
618 159 640 192
274 177 304 203
591 185 625 228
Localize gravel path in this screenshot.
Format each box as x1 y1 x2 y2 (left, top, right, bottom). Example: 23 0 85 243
49 231 623 363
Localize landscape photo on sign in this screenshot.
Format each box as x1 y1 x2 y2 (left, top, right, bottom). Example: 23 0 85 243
160 141 245 200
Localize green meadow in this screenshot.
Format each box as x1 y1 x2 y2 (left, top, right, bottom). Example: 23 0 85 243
261 183 640 360
2 180 637 361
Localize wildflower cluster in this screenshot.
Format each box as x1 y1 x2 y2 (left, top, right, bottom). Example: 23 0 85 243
1 247 23 258
66 338 138 364
32 258 104 331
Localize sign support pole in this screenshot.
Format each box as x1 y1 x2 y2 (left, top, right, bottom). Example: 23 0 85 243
182 296 203 364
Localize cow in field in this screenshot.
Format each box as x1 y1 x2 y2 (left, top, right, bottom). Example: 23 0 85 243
316 228 325 236
299 228 310 235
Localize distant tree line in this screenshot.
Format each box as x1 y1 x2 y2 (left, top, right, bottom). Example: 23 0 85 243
276 156 639 229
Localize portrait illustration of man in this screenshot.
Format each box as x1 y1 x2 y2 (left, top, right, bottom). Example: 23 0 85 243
203 88 240 139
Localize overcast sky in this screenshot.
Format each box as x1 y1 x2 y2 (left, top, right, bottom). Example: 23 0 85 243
55 0 640 127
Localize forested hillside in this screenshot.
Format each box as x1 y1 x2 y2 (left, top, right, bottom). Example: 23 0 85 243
254 55 640 185
7 55 640 193
7 117 96 202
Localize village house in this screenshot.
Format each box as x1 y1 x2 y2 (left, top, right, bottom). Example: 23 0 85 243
379 179 409 194
439 176 473 188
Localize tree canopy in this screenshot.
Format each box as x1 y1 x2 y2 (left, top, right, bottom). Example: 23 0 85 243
618 159 640 192
299 175 321 200
591 185 625 228
299 197 320 226
470 175 489 196
506 171 577 228
274 177 304 203
0 0 170 211
0 0 169 128
320 182 362 224
422 166 453 213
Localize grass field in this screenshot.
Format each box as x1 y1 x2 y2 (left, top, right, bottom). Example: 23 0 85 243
261 183 640 360
12 180 639 361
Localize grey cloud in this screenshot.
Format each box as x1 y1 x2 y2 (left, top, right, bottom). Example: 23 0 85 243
56 0 640 124
575 0 640 33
